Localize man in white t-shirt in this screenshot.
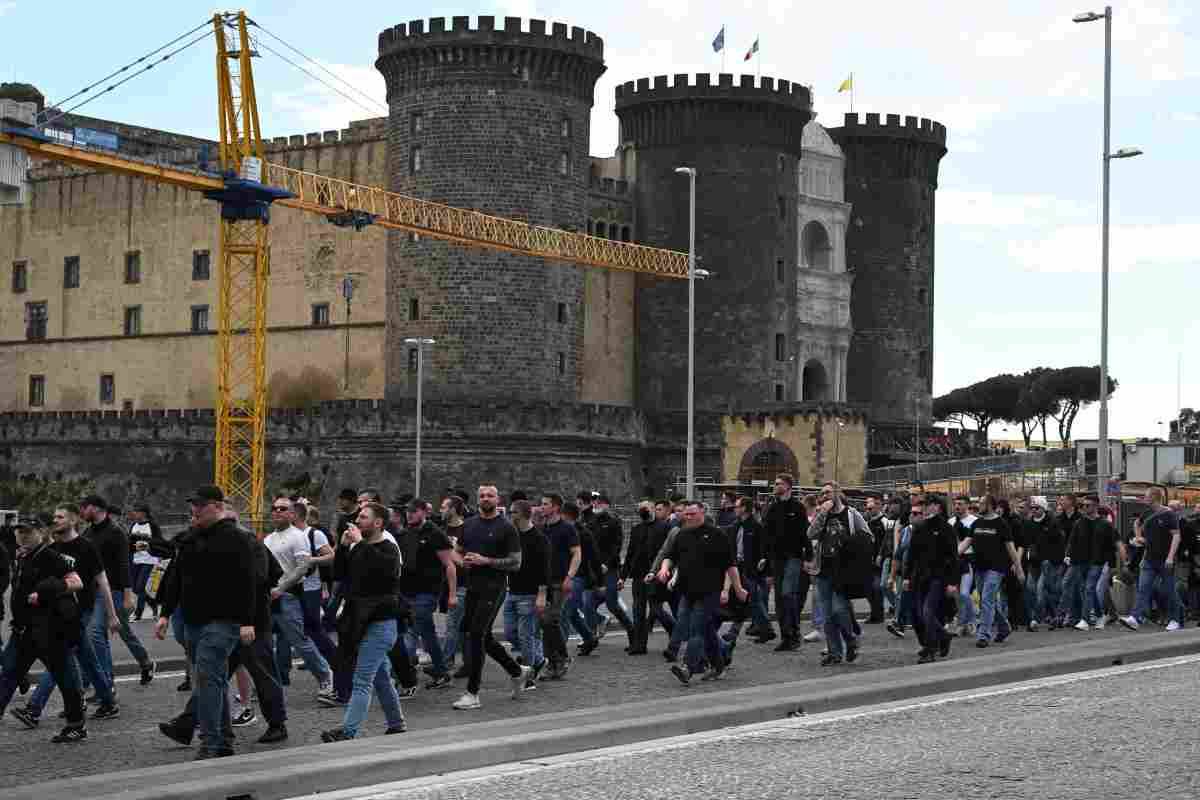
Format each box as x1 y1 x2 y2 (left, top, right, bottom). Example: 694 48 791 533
287 502 341 695
265 497 333 700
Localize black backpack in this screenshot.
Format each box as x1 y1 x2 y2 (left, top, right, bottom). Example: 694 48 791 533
308 527 334 587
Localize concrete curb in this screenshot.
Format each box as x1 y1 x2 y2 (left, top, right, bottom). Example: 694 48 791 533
7 629 1198 800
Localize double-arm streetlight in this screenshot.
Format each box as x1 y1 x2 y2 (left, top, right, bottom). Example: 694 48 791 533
675 166 710 500
403 337 436 497
1074 6 1142 495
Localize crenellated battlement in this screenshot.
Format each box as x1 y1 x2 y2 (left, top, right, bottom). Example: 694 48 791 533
264 117 387 153
378 16 603 60
614 73 811 112
833 112 947 148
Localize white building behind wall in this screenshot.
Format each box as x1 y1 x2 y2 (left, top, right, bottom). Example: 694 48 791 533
795 120 853 402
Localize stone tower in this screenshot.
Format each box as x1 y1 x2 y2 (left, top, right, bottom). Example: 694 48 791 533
615 74 813 411
829 112 947 426
375 17 606 402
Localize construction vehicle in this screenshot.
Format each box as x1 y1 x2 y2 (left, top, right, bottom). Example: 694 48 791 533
0 11 688 527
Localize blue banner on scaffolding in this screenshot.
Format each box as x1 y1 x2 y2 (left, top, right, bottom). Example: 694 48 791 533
73 127 119 151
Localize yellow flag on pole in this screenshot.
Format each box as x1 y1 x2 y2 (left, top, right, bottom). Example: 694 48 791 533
837 74 853 93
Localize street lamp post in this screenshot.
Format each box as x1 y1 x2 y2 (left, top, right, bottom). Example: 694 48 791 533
403 337 436 498
1074 6 1142 496
674 166 702 500
834 418 845 483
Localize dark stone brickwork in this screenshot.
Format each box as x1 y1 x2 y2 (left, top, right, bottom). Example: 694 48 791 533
829 113 946 427
614 74 813 411
376 17 606 403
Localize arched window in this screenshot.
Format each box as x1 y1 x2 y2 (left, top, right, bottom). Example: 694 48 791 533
802 358 830 401
587 219 594 235
621 226 631 242
801 221 832 271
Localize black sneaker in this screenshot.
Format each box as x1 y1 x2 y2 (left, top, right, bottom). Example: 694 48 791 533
522 678 538 692
50 725 87 743
917 650 936 664
938 639 952 659
158 722 193 746
753 631 778 644
425 673 452 690
577 638 599 656
452 664 470 680
385 722 408 734
819 653 843 666
320 727 354 743
994 631 1010 645
140 660 157 686
886 621 906 639
661 648 678 663
975 639 989 648
773 638 800 652
91 704 120 721
231 707 257 728
176 678 192 693
17 675 30 695
669 664 691 685
10 706 40 729
397 684 418 700
845 641 859 663
257 725 288 744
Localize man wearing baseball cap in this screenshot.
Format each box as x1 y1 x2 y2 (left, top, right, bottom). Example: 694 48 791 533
155 485 257 759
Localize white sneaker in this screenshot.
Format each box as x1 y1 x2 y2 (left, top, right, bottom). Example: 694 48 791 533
1094 615 1109 630
452 692 481 711
316 684 337 702
1118 615 1139 631
1166 620 1182 632
1074 619 1091 631
802 630 825 643
511 665 532 699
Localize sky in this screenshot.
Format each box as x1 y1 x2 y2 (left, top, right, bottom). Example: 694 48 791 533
3 0 1198 441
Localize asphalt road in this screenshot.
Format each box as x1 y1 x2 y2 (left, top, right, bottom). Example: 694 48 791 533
0 613 1187 791
296 654 1200 800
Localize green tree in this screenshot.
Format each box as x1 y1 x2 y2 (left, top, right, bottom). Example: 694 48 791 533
1009 368 1060 448
1032 366 1118 446
0 476 97 514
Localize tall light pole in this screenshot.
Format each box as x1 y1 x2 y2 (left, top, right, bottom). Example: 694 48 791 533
1074 6 1142 496
834 418 845 483
404 337 436 498
675 166 704 500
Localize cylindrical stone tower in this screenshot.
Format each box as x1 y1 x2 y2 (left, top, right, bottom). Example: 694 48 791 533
375 16 606 402
829 112 947 426
615 74 813 411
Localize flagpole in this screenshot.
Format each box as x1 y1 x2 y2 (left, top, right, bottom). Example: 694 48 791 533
756 34 761 81
851 71 855 114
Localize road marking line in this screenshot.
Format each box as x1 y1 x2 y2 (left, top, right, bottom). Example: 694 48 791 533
285 653 1200 800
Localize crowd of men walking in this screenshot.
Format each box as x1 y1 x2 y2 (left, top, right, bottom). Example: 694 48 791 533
0 476 1193 757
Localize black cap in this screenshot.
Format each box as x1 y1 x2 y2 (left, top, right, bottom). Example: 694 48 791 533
406 498 428 512
34 511 54 528
79 494 108 511
186 484 225 504
11 516 37 530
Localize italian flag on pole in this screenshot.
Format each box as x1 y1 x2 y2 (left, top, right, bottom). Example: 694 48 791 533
744 37 759 61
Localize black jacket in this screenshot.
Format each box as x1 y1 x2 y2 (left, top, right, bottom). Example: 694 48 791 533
622 519 656 580
589 512 624 572
158 518 256 628
85 516 132 591
725 516 766 576
903 513 960 586
1065 516 1094 564
0 543 9 621
335 538 402 667
576 524 604 588
1024 514 1064 565
763 497 811 565
10 542 81 650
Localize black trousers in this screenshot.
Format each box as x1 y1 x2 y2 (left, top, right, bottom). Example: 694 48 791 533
541 585 569 664
463 586 520 695
229 635 286 726
631 578 676 649
387 626 417 689
1003 573 1028 626
0 632 83 725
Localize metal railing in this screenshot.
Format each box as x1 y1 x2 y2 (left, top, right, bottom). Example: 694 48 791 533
865 448 1076 486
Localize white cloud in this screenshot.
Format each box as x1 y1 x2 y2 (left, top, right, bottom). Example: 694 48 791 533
267 62 387 135
1008 222 1200 273
0 2 15 16
939 190 1091 227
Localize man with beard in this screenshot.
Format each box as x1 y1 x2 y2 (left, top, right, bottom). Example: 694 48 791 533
762 474 810 651
538 494 582 677
808 482 873 665
658 502 748 685
1024 497 1063 631
902 495 959 662
626 500 677 655
725 496 773 643
451 486 531 710
586 495 636 649
958 495 1024 648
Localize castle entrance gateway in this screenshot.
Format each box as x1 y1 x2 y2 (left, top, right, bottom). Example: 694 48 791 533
737 437 799 483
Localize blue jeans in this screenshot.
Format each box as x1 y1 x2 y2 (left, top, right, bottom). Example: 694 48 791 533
90 589 151 686
130 562 156 617
816 575 856 657
406 593 448 676
676 594 726 674
779 558 805 638
272 593 331 684
976 569 1011 642
561 577 595 643
1036 562 1063 622
880 559 897 616
30 606 114 712
1086 565 1105 621
667 592 692 655
503 593 545 668
1060 563 1091 622
442 586 468 663
186 622 240 755
741 575 772 631
590 570 635 632
343 620 404 738
957 567 977 626
1023 566 1040 622
897 584 915 627
1131 559 1179 624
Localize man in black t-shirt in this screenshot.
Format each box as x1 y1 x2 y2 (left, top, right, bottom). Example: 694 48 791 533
1120 487 1182 630
451 485 531 711
397 499 455 687
538 494 585 675
658 501 748 685
957 496 1024 647
14 506 122 727
504 501 549 688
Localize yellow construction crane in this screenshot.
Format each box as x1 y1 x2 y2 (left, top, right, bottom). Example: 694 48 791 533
0 11 687 527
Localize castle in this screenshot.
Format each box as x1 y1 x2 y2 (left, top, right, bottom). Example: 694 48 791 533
0 16 946 508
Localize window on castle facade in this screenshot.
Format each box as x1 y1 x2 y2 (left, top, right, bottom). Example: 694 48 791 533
411 145 423 174
190 305 209 333
99 374 115 406
775 333 786 362
559 152 570 176
776 258 785 283
25 301 47 340
28 375 45 408
124 251 141 284
561 118 571 138
557 352 565 375
311 303 330 326
64 256 80 289
409 297 420 321
777 196 786 222
775 383 785 402
123 305 142 336
557 302 566 324
12 260 27 293
192 250 210 281
411 112 424 135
